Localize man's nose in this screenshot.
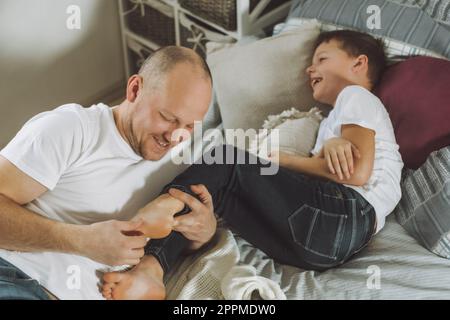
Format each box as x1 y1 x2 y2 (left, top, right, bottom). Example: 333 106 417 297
306 65 314 75
163 131 176 145
164 129 187 145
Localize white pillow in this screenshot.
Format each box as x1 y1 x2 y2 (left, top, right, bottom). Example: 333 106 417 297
249 107 323 160
207 20 323 131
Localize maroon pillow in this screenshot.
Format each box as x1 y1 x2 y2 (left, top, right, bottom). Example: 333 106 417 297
374 56 450 169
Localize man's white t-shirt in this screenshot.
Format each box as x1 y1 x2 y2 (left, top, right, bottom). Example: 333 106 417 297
0 103 191 299
311 85 404 233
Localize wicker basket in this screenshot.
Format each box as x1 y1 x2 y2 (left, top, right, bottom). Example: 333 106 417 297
249 0 291 16
179 0 237 30
179 0 291 31
123 0 176 47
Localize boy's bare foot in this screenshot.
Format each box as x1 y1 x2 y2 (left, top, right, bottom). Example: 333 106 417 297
101 255 165 300
131 193 184 239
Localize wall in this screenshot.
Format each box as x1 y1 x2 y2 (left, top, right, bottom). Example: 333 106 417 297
0 0 126 147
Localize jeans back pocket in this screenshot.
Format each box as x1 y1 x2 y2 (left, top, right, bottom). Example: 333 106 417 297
288 204 347 260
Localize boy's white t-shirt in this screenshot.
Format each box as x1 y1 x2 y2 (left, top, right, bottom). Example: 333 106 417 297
0 103 191 299
311 85 404 233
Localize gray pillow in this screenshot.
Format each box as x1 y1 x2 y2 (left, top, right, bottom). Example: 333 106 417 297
395 146 450 259
206 20 322 131
202 90 222 131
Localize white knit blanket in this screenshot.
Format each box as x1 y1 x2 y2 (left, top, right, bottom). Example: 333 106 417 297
165 228 285 300
165 228 238 299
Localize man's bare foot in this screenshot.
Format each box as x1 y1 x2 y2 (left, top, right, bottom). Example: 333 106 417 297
101 255 165 300
131 193 184 239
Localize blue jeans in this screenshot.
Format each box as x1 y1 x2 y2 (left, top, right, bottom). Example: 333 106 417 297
0 257 49 300
145 144 377 273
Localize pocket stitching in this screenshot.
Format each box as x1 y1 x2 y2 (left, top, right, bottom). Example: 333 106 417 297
304 208 319 249
360 204 373 216
288 204 347 260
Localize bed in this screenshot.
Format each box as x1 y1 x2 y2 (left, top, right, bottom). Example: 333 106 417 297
163 0 450 300
164 215 450 300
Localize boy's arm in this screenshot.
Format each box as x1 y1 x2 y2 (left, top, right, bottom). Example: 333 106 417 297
319 137 362 180
276 124 375 186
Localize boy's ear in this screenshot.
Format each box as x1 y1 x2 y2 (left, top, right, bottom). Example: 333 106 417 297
352 54 369 72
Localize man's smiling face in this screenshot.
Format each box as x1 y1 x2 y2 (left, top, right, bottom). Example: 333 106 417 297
128 62 212 161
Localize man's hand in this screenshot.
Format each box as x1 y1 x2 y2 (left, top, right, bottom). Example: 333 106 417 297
319 137 361 180
167 185 217 251
78 219 148 266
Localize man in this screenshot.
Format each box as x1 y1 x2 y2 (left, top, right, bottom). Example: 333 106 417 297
0 46 217 300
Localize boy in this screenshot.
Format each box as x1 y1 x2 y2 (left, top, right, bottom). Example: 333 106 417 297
276 30 404 235
102 30 404 300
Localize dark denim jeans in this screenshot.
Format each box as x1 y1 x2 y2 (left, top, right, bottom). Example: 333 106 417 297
145 144 377 273
0 257 49 300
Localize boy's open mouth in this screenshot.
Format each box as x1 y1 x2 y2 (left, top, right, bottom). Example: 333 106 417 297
311 77 323 89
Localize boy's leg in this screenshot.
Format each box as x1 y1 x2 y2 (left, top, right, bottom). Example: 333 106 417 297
143 144 254 273
145 144 377 272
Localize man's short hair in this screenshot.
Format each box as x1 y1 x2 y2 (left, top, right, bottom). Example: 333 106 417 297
313 30 387 87
138 46 212 89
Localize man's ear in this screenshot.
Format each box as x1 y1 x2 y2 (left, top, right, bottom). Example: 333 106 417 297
126 75 144 103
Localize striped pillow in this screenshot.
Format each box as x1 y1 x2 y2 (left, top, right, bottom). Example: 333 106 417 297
395 146 450 259
285 0 450 60
273 17 446 64
390 0 450 27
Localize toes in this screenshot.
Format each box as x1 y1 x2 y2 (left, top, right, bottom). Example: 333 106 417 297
102 290 110 299
111 287 123 300
103 282 116 291
101 281 115 300
101 287 112 300
103 272 124 283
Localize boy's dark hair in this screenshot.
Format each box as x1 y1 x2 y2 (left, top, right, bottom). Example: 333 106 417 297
313 30 387 87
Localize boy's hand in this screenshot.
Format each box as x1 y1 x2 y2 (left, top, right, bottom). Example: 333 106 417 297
319 137 361 180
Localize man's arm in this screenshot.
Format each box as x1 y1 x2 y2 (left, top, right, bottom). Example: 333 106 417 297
0 156 148 266
0 155 83 253
277 124 375 186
